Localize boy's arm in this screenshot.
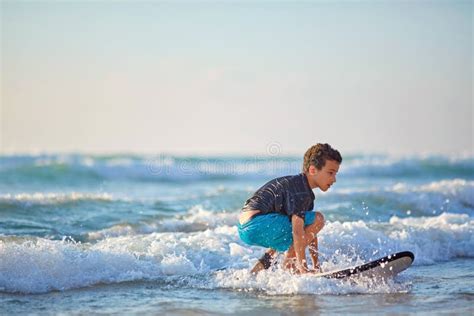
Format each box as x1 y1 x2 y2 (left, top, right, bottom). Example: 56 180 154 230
291 215 308 273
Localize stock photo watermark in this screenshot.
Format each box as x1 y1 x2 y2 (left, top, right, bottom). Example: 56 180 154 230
146 142 301 177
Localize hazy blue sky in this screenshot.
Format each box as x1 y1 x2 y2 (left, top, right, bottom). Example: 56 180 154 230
1 0 472 156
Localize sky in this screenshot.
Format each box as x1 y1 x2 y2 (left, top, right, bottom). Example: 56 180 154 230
1 0 472 156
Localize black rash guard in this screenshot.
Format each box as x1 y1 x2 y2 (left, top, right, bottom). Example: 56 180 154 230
242 173 315 220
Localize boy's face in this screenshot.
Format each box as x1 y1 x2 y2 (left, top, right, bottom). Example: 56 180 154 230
307 160 340 191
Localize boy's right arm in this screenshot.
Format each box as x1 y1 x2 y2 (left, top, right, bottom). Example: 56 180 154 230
291 215 308 273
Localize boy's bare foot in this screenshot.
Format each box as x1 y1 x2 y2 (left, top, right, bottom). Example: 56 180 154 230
250 261 265 274
250 249 277 274
283 258 313 274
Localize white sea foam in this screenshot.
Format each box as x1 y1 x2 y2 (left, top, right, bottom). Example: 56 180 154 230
319 213 474 266
87 205 238 240
159 205 238 230
210 267 410 295
1 212 472 294
0 225 238 294
387 213 474 264
391 179 472 194
331 179 474 215
0 192 114 204
334 179 473 196
391 179 474 212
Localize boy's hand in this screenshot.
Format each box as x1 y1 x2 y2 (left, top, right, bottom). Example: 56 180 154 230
294 266 322 275
291 215 307 271
294 266 311 275
294 264 323 275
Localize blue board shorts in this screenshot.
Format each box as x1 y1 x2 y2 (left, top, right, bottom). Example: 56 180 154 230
237 211 316 252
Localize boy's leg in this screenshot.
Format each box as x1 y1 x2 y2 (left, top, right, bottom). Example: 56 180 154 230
307 212 324 269
238 213 292 274
308 236 320 270
251 248 276 274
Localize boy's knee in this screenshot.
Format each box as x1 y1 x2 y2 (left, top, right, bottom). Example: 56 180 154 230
315 211 325 227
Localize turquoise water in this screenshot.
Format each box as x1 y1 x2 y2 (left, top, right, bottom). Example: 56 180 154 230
1 153 473 314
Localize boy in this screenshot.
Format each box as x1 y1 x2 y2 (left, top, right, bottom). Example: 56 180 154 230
238 143 342 274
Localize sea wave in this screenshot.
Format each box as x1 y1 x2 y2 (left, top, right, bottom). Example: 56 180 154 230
86 205 238 240
1 154 472 183
324 179 474 218
1 177 472 241
1 212 471 294
0 192 115 206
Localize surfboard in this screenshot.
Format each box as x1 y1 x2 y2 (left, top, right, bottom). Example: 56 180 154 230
316 251 414 279
213 251 414 279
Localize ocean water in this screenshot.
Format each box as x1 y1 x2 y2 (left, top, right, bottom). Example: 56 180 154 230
0 153 473 315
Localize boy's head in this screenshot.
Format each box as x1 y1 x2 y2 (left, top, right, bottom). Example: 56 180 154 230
303 143 342 173
303 143 342 191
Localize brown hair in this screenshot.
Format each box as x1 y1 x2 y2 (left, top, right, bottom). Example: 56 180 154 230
302 143 342 173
